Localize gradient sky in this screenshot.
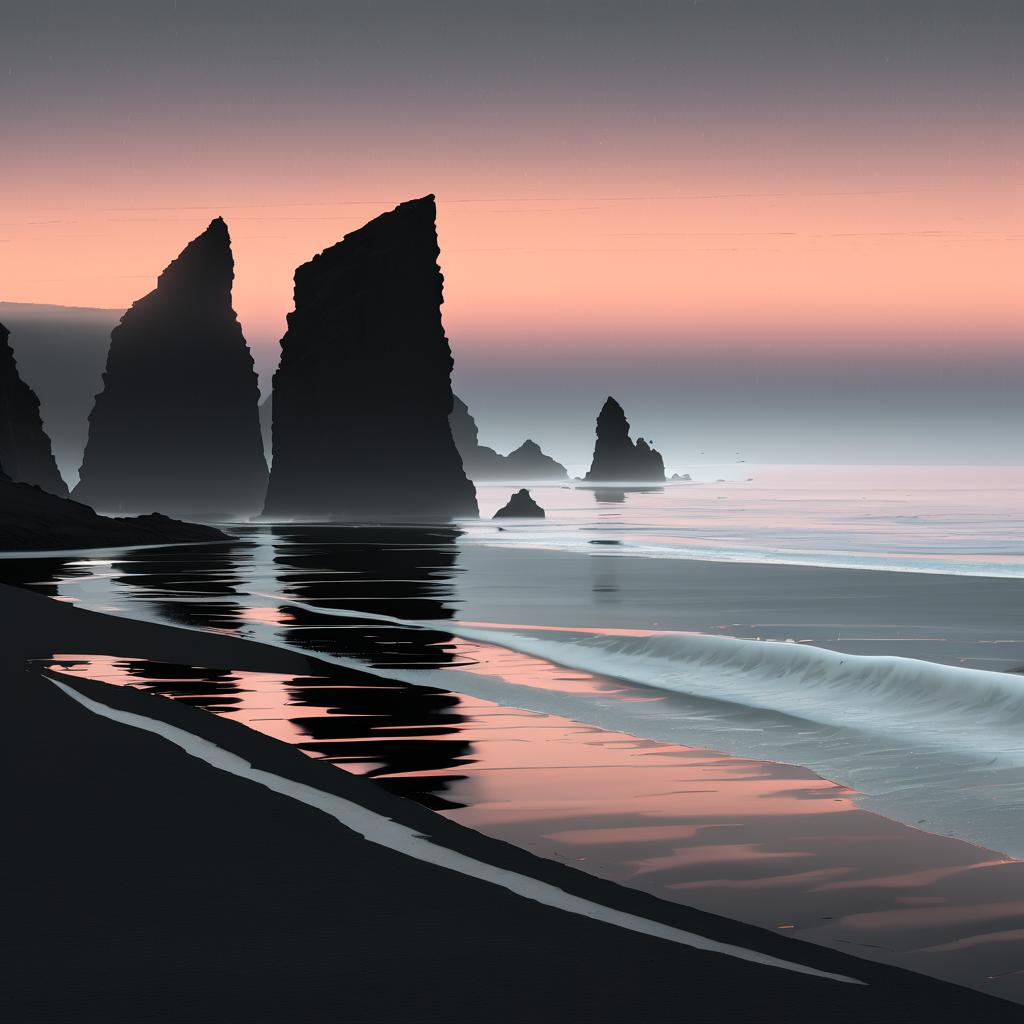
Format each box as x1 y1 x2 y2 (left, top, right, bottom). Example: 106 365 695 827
2 1 1021 464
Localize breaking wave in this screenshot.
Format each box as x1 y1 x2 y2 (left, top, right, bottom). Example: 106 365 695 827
443 624 1024 758
260 594 1024 763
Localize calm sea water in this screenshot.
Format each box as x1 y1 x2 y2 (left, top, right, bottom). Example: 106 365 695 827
466 465 1024 577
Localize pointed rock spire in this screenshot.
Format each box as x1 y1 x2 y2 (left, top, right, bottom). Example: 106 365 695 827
263 196 478 519
584 396 665 482
73 219 268 515
0 321 68 496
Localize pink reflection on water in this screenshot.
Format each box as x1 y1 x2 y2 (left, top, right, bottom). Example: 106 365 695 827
49 654 322 746
840 901 1024 933
631 843 813 875
817 860 1011 891
922 929 1024 954
444 636 652 697
671 866 855 890
46 651 1024 1003
239 606 296 625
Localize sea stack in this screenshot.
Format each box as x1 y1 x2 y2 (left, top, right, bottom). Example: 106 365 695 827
584 397 665 482
73 219 268 516
493 488 545 518
263 196 478 519
450 395 567 481
0 321 68 496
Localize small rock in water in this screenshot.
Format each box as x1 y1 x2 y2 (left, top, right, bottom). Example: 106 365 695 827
493 488 545 518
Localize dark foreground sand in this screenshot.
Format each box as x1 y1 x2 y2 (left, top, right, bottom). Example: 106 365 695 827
3 582 1019 1023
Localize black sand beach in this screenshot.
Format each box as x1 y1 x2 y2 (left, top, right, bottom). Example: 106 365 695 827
4 581 1019 1023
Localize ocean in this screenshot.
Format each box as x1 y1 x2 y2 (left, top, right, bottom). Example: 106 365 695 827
9 464 1024 999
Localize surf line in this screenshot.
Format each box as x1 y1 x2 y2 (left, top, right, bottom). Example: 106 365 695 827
48 674 861 986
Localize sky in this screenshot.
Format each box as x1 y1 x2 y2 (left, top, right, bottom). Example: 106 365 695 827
1 1 1021 466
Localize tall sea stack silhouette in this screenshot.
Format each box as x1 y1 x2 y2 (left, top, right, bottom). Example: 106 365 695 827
450 395 567 481
0 321 68 496
73 219 268 516
263 196 478 519
584 397 665 482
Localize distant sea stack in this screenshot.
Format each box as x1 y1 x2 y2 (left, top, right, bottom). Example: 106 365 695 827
584 397 665 482
263 196 478 519
450 395 567 481
0 322 68 496
73 219 268 517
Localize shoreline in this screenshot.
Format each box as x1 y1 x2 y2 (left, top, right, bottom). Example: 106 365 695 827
5 581 1020 1022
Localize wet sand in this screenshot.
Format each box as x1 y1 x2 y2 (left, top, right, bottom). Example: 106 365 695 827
48 645 1024 1002
3 581 1020 1022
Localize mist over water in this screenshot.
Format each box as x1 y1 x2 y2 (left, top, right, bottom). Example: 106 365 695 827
453 347 1024 468
468 466 1024 577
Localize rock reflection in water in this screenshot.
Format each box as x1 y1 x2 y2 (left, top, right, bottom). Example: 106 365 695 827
50 654 473 810
107 542 254 633
269 525 464 669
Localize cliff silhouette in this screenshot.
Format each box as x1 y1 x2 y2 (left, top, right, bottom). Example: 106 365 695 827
263 196 478 519
73 219 268 516
0 476 227 550
0 321 68 496
584 397 665 482
0 302 121 485
450 395 567 481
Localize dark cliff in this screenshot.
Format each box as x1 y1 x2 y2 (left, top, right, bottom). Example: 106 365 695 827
0 321 68 496
584 397 665 482
263 196 478 519
73 219 268 516
450 395 567 481
0 477 227 551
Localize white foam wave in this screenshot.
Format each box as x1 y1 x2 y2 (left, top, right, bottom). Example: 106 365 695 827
446 626 1024 755
257 593 1024 763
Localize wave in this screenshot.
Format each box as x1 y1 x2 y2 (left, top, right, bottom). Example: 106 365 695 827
443 625 1024 754
257 593 1024 761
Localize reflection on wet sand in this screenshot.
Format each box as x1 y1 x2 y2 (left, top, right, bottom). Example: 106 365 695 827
51 654 473 809
48 651 1024 1003
9 525 1024 1003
